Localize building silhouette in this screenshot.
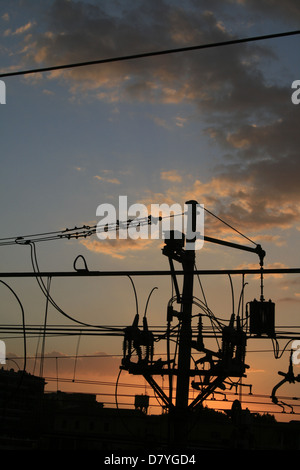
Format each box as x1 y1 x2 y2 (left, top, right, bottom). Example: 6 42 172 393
0 367 299 450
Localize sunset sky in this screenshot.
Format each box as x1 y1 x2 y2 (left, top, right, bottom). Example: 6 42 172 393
0 0 300 420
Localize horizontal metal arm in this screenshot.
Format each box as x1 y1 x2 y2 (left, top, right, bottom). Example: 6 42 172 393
204 235 266 266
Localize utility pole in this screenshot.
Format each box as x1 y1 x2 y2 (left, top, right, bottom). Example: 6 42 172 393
175 201 197 411
119 199 271 447
162 200 197 449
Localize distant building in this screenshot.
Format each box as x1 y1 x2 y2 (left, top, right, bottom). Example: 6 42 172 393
0 367 45 448
0 368 299 450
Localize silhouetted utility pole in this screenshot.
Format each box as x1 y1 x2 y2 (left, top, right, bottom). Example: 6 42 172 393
174 201 197 411
162 200 204 410
161 200 199 447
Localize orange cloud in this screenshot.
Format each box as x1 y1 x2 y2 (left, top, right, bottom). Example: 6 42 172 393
94 175 121 185
80 237 154 259
236 262 289 279
160 170 182 183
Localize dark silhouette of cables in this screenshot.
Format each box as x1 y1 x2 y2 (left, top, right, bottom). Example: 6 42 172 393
0 30 299 78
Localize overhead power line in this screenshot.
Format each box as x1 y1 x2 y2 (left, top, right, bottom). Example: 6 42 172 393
0 30 299 78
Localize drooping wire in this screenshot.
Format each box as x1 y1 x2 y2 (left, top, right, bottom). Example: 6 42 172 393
114 368 143 440
191 297 223 351
195 263 209 311
238 280 248 322
0 280 26 372
191 296 225 330
271 338 295 360
228 274 235 316
33 328 42 375
29 242 93 327
27 241 120 331
39 276 51 378
127 275 139 316
115 368 122 411
144 287 158 318
194 263 228 330
72 331 82 382
0 281 27 417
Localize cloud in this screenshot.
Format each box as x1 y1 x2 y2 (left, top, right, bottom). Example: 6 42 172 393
94 175 121 184
234 0 300 23
4 21 35 37
185 173 300 233
43 88 54 95
10 0 299 241
236 262 289 278
174 116 187 127
196 110 300 232
149 115 171 130
18 0 279 112
281 276 300 286
160 170 182 183
277 295 300 303
14 22 35 35
80 237 154 259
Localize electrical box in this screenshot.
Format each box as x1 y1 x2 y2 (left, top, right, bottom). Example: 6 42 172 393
134 394 149 414
249 299 275 337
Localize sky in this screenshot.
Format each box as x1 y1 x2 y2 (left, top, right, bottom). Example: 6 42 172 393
0 0 300 421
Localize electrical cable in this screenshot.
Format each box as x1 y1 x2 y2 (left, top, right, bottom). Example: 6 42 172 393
0 30 299 79
39 373 300 404
27 241 120 331
73 255 89 272
193 265 228 330
114 369 122 412
0 280 27 422
0 213 165 247
144 286 158 318
127 275 139 316
228 274 235 316
33 328 42 375
2 207 300 422
271 338 295 360
191 297 226 330
39 276 51 378
237 281 248 319
72 331 82 382
114 368 149 442
203 207 258 246
0 280 26 372
195 263 209 310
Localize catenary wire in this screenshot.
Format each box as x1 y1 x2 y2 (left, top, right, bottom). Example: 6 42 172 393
0 30 299 78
